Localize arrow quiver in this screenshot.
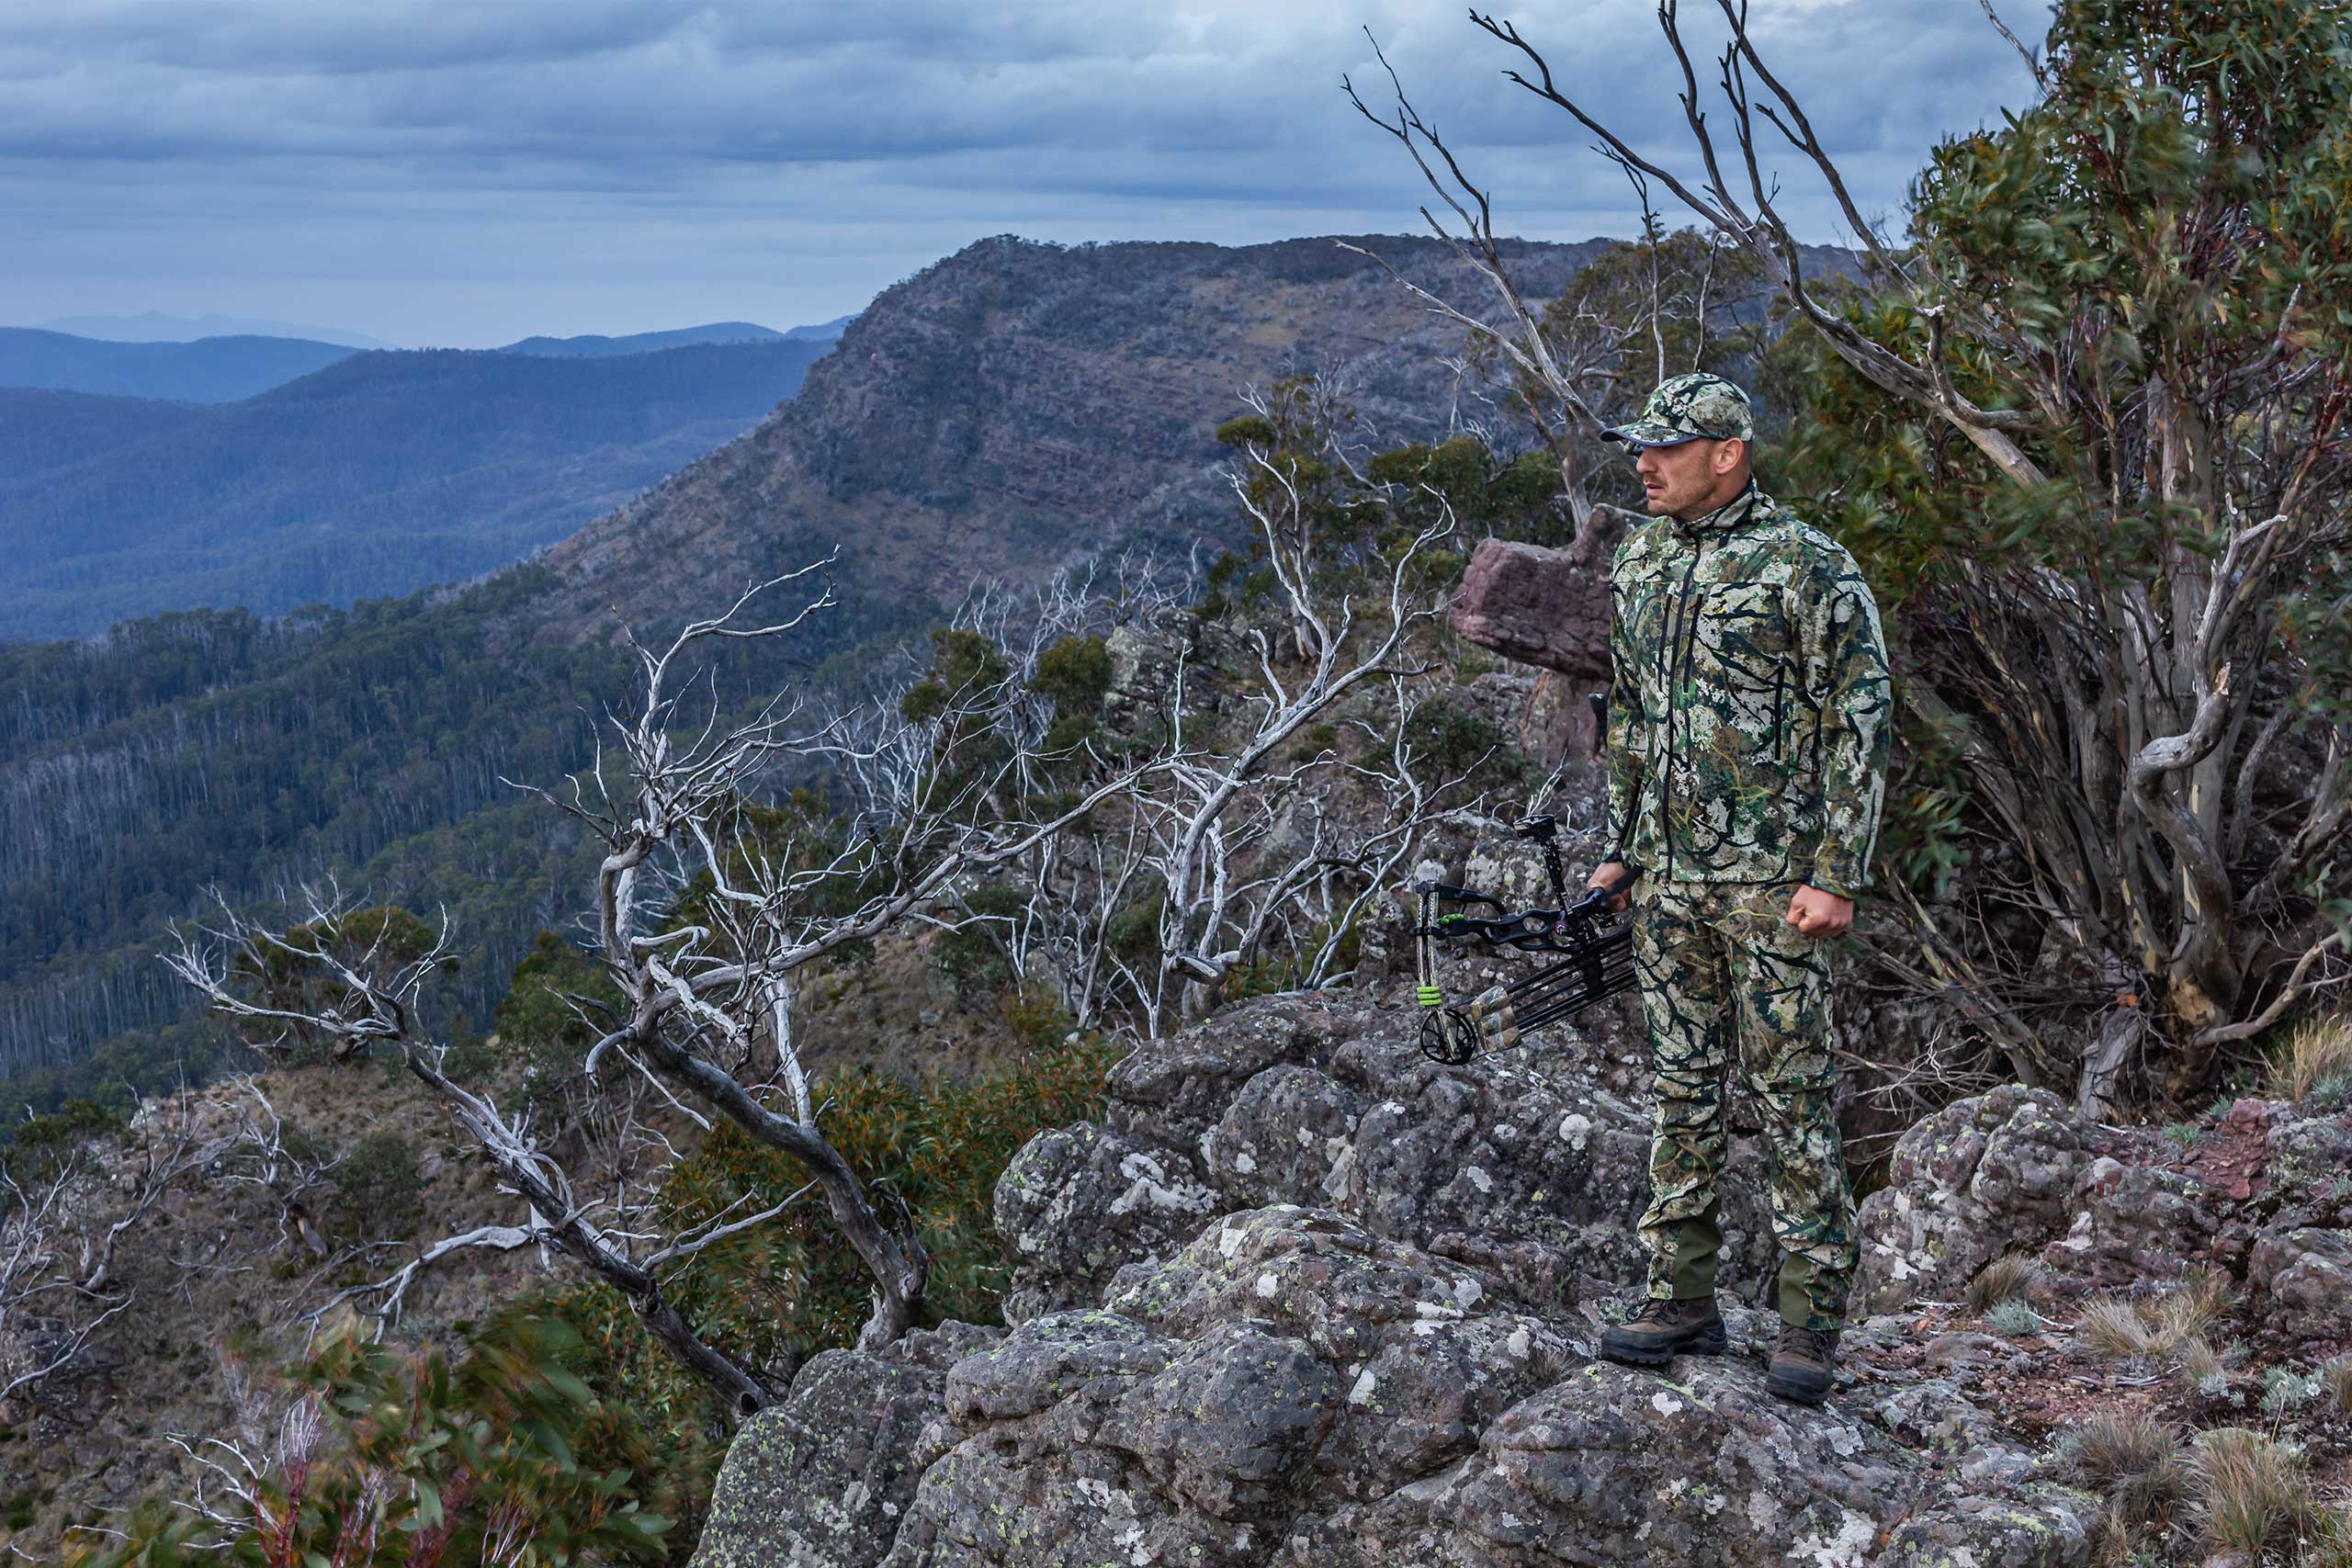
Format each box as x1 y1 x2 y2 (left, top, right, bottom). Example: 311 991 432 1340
1408 811 1638 1066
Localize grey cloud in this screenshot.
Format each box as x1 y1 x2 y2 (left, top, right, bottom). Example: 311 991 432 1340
2 2 2033 168
1 0 2044 344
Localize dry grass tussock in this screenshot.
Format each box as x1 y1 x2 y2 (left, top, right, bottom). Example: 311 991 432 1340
2179 1335 2227 1388
2327 1357 2352 1415
2077 1269 2231 1360
2193 1427 2314 1559
1965 1251 2044 1314
2274 1011 2352 1105
2069 1409 2192 1540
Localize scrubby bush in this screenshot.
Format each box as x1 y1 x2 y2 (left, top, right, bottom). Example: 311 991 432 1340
331 1127 424 1244
74 1313 672 1566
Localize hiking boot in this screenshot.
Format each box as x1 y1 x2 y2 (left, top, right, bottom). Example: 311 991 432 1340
1766 1324 1840 1405
1597 1295 1728 1367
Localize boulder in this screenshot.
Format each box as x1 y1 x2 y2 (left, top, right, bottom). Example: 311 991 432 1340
2245 1224 2352 1338
1444 1359 1922 1566
2045 1156 2225 1289
1852 1086 2108 1314
1449 537 1611 679
691 1321 1003 1568
994 1122 1219 1322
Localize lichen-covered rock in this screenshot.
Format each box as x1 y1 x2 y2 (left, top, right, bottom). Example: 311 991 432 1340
1100 997 1342 1151
695 998 2246 1566
707 1198 2105 1566
993 1121 1218 1321
1112 1322 1341 1517
2267 1108 2352 1196
691 1321 1002 1568
2245 1223 2352 1338
1107 1206 1581 1501
1444 1358 1922 1567
1876 1486 2098 1568
942 1309 1173 1425
2045 1156 2223 1288
1853 1086 2108 1315
1324 1023 1781 1314
1201 1063 1364 1210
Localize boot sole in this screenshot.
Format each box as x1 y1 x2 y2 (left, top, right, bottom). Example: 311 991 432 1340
1597 1323 1729 1367
1765 1369 1832 1404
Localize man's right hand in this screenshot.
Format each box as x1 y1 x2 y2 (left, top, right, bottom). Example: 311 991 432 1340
1588 861 1633 911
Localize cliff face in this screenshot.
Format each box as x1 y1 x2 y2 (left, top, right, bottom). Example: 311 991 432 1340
537 234 1608 634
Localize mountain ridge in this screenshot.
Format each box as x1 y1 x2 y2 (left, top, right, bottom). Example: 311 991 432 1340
0 327 358 403
499 321 793 356
0 337 841 639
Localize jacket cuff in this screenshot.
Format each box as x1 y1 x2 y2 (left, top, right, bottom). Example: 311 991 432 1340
1804 860 1866 900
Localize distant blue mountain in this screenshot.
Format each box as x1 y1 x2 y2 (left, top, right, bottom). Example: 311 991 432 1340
33 310 397 349
782 313 858 342
500 321 787 356
0 336 838 640
0 329 359 403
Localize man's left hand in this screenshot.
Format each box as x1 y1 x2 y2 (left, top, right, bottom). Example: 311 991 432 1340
1785 886 1853 939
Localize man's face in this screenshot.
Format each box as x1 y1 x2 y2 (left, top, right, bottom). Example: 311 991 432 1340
1633 436 1738 518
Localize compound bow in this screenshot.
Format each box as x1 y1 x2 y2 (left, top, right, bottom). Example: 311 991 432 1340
1408 809 1641 1065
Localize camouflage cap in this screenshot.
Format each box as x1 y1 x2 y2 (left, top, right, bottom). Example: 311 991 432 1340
1602 371 1755 449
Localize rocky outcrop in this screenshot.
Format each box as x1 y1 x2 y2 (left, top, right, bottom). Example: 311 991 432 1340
1447 533 1628 765
1853 1077 2352 1344
690 789 2351 1568
1448 537 1614 681
703 975 2215 1564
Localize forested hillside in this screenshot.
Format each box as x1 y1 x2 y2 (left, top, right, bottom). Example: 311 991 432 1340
0 232 1634 1111
0 570 920 1102
0 388 207 475
0 337 837 639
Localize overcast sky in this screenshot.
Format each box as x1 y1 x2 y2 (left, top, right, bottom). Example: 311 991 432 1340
1 1 2046 348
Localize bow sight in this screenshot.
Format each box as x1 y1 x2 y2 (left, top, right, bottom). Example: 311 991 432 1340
1408 811 1640 1065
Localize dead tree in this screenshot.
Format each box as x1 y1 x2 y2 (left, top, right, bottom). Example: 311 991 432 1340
1125 414 1466 1027
0 1100 199 1411
167 559 1164 1412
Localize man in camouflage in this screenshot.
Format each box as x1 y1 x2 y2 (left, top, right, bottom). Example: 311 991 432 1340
1584 371 1891 1405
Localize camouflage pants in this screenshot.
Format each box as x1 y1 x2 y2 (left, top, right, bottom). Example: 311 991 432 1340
1630 878 1856 1331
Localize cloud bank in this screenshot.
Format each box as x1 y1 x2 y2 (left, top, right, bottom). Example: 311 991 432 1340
0 1 2045 345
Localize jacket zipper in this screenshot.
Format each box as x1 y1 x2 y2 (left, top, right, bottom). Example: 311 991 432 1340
1659 532 1708 882
1772 666 1786 761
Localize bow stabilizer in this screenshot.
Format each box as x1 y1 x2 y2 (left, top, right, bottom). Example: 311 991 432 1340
1408 811 1639 1065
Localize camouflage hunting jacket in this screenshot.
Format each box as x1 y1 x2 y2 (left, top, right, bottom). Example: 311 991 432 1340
1603 482 1892 897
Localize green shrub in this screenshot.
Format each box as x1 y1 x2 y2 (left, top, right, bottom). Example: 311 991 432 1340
1029 634 1114 716
333 1127 423 1243
74 1313 672 1566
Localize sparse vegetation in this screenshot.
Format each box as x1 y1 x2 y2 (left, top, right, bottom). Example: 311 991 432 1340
2273 1013 2352 1107
1985 1298 2041 1337
2192 1426 2315 1560
2064 1409 2191 1545
2325 1356 2352 1414
2078 1271 2233 1361
2260 1365 2330 1416
1963 1252 2042 1314
2180 1336 2228 1391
